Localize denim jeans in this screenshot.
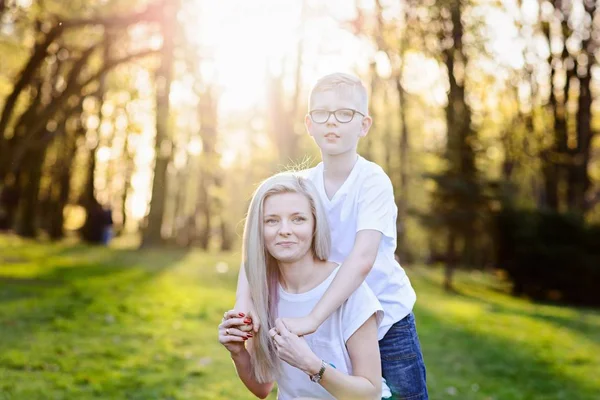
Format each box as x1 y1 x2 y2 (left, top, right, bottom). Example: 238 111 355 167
379 312 428 399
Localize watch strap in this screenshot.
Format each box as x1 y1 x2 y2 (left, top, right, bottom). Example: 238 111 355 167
309 360 327 383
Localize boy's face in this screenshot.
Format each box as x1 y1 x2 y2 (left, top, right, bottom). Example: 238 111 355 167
305 90 372 157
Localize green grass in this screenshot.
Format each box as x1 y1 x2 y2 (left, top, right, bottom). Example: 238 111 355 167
1 234 599 399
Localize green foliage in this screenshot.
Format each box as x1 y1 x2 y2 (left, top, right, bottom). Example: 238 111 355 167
1 235 599 399
495 209 600 306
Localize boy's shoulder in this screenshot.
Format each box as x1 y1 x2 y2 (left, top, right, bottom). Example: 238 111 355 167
356 156 393 186
297 157 393 190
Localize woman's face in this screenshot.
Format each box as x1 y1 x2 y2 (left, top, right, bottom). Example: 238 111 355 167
262 192 315 264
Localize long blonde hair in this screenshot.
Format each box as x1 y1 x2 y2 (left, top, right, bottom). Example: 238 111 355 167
242 172 331 383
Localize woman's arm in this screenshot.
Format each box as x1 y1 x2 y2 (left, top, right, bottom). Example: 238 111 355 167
219 311 273 398
318 314 381 399
235 262 251 309
230 346 275 399
272 317 381 400
235 263 260 332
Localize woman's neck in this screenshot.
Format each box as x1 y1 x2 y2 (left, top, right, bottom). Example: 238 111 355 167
278 254 336 294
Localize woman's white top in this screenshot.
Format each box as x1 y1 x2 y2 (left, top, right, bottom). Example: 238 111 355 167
276 266 384 400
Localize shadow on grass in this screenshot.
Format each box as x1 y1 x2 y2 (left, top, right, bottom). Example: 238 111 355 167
0 244 190 345
449 287 600 348
415 306 597 400
411 267 600 348
0 242 224 399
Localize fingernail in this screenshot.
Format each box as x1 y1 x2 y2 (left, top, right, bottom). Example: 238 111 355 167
243 337 248 341
238 313 245 317
244 318 251 324
247 333 253 338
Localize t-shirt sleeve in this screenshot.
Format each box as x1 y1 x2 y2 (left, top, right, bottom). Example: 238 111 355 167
341 282 384 343
356 171 397 239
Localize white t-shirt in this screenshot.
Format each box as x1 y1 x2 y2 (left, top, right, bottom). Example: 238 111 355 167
303 156 417 339
276 266 383 400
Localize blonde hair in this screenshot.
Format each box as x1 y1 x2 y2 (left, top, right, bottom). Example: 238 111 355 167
242 172 331 383
308 72 369 114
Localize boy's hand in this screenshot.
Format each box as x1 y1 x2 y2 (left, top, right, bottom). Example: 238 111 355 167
235 303 261 334
280 314 318 337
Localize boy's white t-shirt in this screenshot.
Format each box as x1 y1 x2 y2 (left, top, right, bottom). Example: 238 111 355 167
303 156 417 339
276 266 384 400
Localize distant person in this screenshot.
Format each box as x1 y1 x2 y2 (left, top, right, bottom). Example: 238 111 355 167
101 206 113 245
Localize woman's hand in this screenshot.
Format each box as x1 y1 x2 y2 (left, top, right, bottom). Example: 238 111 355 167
269 319 321 375
218 310 254 355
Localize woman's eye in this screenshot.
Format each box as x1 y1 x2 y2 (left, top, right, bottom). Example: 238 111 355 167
265 219 277 225
293 216 306 223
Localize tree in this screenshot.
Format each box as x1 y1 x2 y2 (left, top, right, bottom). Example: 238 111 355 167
142 0 180 246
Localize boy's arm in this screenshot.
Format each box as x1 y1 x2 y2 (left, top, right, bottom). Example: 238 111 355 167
282 230 381 335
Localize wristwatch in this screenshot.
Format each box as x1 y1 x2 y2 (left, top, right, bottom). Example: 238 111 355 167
309 360 327 383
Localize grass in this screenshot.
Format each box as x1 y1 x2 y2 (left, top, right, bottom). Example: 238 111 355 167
0 234 599 399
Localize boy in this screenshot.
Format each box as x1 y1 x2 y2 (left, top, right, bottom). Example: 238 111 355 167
237 73 427 399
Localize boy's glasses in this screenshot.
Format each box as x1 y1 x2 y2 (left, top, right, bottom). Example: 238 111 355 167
309 109 365 124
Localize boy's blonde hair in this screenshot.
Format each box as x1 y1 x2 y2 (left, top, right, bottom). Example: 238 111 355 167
308 72 369 114
242 172 331 383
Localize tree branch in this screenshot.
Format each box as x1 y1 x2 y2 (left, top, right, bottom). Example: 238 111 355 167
57 1 165 29
0 0 164 147
9 48 159 171
584 188 600 213
0 24 63 144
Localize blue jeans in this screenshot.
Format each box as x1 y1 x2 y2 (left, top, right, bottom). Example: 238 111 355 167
379 312 428 399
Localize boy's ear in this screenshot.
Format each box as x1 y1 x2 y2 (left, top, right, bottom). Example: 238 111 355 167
359 115 373 138
304 114 314 137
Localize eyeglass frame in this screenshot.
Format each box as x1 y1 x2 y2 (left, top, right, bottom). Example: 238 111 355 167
308 108 366 124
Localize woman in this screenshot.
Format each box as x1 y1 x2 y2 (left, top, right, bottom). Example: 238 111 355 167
218 173 385 399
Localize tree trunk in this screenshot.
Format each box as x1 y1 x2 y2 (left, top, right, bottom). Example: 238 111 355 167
396 72 410 263
15 147 45 237
444 230 457 292
568 1 595 215
82 33 111 238
214 173 232 251
142 0 178 246
440 2 478 268
0 23 63 178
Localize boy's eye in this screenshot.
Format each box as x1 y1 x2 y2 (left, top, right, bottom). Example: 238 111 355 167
311 110 329 121
337 109 353 118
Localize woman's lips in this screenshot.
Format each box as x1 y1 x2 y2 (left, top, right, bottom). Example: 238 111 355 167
277 242 296 246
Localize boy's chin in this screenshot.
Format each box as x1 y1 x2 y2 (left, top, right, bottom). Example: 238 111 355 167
320 147 357 157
